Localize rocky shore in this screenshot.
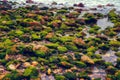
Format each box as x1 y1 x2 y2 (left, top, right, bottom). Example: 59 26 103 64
0 1 120 80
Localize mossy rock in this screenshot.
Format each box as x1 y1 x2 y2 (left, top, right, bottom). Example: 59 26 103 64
115 71 120 80
98 43 110 51
57 9 69 14
59 61 73 68
0 25 10 31
109 40 120 47
31 33 41 41
77 72 90 79
65 42 79 51
73 61 87 68
58 36 74 43
49 56 59 63
55 75 66 80
45 43 59 49
3 71 24 80
63 72 76 80
37 58 49 65
115 52 120 57
35 50 46 57
23 66 39 79
57 46 68 53
15 30 24 36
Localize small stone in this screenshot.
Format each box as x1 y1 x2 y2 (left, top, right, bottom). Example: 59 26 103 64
47 68 51 75
8 64 16 70
23 62 31 67
32 61 38 66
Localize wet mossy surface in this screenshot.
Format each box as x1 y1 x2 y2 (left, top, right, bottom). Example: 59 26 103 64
0 1 120 80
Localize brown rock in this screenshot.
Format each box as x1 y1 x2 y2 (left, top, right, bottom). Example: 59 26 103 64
32 61 38 66
81 55 94 64
45 32 54 39
73 38 85 45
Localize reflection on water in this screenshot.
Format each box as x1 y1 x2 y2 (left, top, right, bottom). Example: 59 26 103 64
97 17 114 30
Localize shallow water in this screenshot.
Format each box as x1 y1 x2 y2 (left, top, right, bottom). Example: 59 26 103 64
97 17 114 30
6 0 120 8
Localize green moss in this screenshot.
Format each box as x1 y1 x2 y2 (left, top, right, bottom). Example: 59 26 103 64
87 46 96 53
23 66 38 79
57 46 68 53
0 52 6 59
37 58 49 65
107 74 116 80
35 50 45 57
116 58 120 69
115 71 120 80
20 35 31 42
98 44 110 51
65 42 78 51
58 36 74 43
15 30 24 36
23 18 35 23
109 40 120 47
108 9 117 21
3 71 23 80
45 43 59 48
40 31 48 39
60 23 69 30
48 36 58 42
57 9 69 14
77 72 90 79
31 33 41 40
49 56 59 63
63 72 76 80
89 28 99 34
55 75 66 80
73 61 87 68
0 25 10 31
59 61 73 68
115 52 120 57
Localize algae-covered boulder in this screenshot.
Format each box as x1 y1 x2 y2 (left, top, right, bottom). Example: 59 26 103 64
57 9 69 14
0 25 10 31
59 61 73 68
110 40 120 47
73 61 87 68
31 33 41 41
115 52 120 57
55 75 66 80
45 43 59 49
116 58 120 69
23 66 39 79
35 50 46 57
59 36 74 43
65 42 79 51
63 72 76 80
115 70 120 80
49 56 59 63
57 46 68 53
3 71 23 80
98 43 110 51
77 72 90 79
